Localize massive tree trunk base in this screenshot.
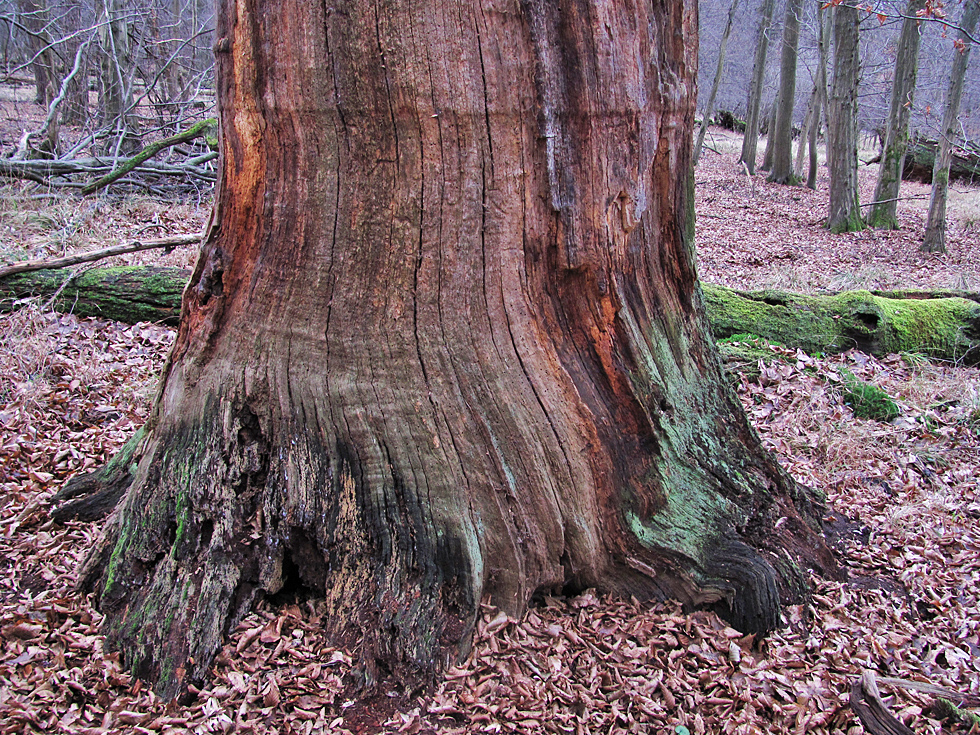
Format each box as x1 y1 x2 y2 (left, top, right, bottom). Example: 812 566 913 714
58 0 839 702
75 371 834 700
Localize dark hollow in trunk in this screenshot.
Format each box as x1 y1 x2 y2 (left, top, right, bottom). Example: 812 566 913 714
77 0 836 699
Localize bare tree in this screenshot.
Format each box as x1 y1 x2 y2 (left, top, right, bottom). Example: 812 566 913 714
867 0 927 229
694 0 742 165
807 1 831 189
740 0 778 174
769 0 804 183
922 0 980 252
96 0 139 152
827 0 865 233
16 0 52 106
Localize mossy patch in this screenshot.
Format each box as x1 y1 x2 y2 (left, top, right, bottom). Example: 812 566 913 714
839 369 900 422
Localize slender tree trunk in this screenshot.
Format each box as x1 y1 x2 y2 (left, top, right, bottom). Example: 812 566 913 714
78 0 835 700
761 98 778 171
794 89 814 177
97 0 139 153
867 0 926 229
807 2 831 190
769 0 804 183
740 0 778 174
17 0 53 107
922 0 980 253
827 0 864 233
694 0 742 165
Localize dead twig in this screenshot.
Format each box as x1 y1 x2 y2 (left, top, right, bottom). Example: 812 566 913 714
849 669 915 735
0 233 202 279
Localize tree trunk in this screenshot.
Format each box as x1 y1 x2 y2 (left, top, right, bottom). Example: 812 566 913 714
694 0 742 165
793 90 814 178
867 0 926 230
922 0 980 253
97 0 139 153
827 0 865 233
17 0 53 108
740 0 778 175
807 2 831 190
768 0 803 184
60 2 91 127
761 98 778 171
76 0 834 700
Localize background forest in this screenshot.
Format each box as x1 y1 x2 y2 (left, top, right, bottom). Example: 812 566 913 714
0 1 978 734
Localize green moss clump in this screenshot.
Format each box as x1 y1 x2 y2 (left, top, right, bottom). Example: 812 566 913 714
839 370 900 422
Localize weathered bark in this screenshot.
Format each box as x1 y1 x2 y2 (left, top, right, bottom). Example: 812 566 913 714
694 0 742 165
75 0 834 700
52 428 147 523
740 0 778 175
768 0 804 184
867 0 926 230
922 0 980 253
827 0 865 233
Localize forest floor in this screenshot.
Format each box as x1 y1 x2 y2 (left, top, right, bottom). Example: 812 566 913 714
0 126 979 734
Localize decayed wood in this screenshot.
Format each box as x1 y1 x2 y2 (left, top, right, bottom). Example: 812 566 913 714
0 233 201 279
849 669 916 735
877 676 980 708
51 428 146 523
901 137 980 184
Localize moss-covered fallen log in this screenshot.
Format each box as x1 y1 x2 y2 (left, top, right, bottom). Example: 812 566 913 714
0 266 188 325
3 267 979 364
704 284 980 364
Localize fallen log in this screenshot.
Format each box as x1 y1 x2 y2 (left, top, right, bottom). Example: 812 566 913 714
902 136 980 184
704 284 980 365
0 266 189 325
81 119 217 195
3 268 979 364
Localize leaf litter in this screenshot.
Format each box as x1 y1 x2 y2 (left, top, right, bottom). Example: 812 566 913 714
1 143 980 732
